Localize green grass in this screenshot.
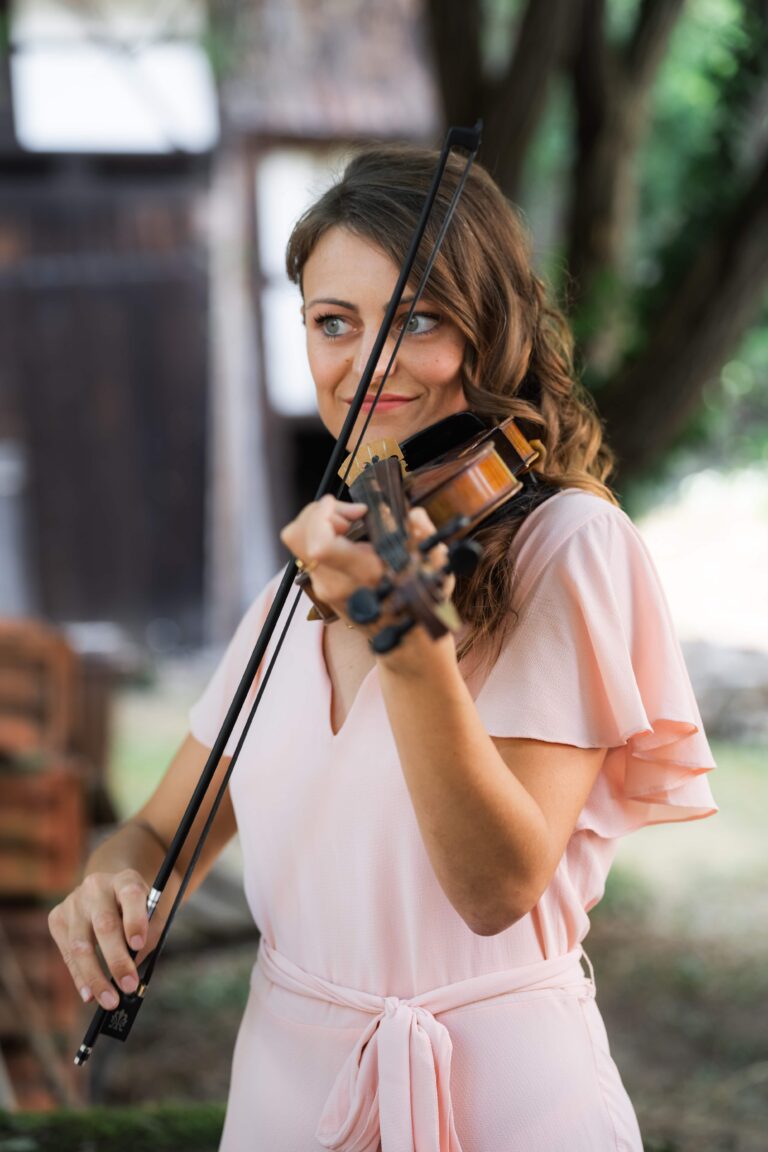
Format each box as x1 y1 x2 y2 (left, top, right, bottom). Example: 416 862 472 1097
0 1107 683 1151
107 684 192 818
708 739 767 823
0 1105 224 1152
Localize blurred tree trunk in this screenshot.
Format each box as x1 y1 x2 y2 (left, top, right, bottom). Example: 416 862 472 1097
426 0 575 200
0 0 17 153
566 0 685 372
599 149 768 479
425 0 768 481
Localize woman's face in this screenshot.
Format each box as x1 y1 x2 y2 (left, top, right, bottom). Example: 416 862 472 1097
301 227 468 445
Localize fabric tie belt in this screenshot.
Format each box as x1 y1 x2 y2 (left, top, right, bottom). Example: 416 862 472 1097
257 940 594 1152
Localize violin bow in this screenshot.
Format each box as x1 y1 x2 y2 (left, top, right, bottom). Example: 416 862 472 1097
74 121 482 1066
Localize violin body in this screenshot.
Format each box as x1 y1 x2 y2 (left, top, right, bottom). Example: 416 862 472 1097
405 415 541 534
297 415 544 632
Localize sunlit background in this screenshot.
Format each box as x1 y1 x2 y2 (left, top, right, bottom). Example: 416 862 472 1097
0 1 766 1149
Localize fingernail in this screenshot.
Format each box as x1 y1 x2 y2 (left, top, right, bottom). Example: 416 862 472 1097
101 990 119 1010
129 935 144 951
120 975 138 994
79 986 92 1003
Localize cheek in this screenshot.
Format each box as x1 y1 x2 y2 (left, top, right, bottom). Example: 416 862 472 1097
418 343 465 388
308 340 346 392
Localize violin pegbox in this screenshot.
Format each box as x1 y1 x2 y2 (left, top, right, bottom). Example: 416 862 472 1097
347 456 471 654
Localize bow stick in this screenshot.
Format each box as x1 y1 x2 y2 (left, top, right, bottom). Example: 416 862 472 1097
74 121 482 1066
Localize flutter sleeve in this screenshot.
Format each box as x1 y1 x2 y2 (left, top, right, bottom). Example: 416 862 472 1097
188 574 281 757
474 491 717 839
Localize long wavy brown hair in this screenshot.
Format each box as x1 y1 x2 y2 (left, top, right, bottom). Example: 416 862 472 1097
286 145 617 659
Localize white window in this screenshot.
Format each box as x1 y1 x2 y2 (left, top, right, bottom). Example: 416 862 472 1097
255 147 348 416
10 0 219 154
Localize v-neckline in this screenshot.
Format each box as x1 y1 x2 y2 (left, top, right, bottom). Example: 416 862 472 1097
315 622 378 739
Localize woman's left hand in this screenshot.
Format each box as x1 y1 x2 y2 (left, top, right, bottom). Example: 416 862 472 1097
280 495 384 623
280 497 453 632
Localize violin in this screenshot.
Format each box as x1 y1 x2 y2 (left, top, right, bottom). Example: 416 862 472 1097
296 412 544 652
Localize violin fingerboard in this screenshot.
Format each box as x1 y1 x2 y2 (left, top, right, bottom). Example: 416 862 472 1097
350 457 411 574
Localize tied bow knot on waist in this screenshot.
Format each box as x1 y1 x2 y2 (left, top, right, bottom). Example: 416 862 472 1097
257 941 595 1152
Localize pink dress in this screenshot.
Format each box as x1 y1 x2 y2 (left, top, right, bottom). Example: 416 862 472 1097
189 489 717 1151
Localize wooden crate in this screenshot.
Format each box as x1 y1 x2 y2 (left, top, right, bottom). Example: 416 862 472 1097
0 905 79 1040
0 905 86 1110
0 764 86 898
0 621 94 1109
0 1043 85 1111
0 620 78 759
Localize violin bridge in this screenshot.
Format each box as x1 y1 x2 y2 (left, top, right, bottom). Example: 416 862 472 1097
338 439 406 486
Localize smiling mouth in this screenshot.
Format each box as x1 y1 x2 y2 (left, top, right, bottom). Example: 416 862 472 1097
345 395 416 408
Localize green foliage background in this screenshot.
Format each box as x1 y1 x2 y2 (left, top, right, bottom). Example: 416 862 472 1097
511 0 768 479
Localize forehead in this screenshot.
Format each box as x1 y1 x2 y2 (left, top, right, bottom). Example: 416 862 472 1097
302 227 400 301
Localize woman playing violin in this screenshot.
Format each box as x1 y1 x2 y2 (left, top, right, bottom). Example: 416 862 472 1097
49 146 716 1151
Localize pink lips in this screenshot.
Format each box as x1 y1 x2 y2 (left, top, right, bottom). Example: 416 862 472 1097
346 395 415 411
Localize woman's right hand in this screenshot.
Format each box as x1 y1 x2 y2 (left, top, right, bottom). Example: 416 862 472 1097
47 733 237 1012
48 869 151 1010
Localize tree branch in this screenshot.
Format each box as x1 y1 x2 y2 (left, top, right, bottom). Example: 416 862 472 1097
482 0 578 198
599 147 768 480
566 0 626 316
571 0 613 155
565 0 686 368
626 0 687 91
0 0 17 154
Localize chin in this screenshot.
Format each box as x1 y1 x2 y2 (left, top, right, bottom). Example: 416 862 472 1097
351 411 420 441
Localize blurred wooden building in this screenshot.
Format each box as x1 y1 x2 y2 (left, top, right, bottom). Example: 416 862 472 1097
0 0 217 650
0 0 439 651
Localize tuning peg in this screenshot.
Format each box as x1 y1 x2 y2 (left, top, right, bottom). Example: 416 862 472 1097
346 576 395 625
446 539 483 577
370 617 416 654
347 587 383 625
417 515 471 554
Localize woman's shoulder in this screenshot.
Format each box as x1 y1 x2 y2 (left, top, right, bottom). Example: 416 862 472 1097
511 487 637 606
518 486 627 541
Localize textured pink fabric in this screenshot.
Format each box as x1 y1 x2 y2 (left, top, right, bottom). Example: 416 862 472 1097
188 489 716 1150
259 939 590 1152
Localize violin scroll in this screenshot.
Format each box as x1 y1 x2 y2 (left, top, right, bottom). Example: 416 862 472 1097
342 456 479 654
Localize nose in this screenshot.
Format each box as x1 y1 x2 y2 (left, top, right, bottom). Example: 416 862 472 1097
353 328 398 383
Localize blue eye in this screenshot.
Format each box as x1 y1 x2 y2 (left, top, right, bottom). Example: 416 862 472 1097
315 314 352 338
401 313 440 335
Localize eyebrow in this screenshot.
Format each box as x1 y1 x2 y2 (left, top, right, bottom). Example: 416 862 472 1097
303 294 418 312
